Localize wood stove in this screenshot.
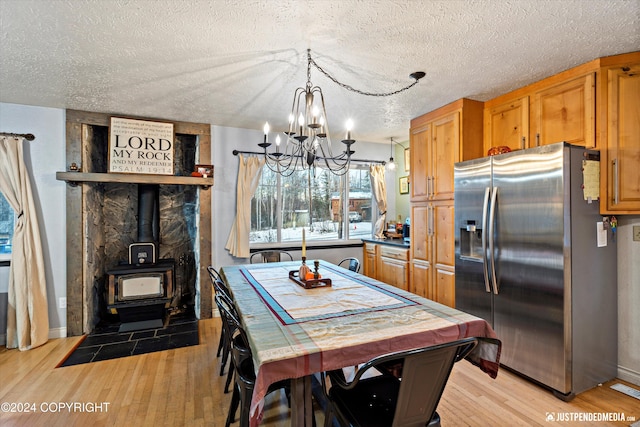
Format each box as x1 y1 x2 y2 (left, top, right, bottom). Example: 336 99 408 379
106 260 175 331
103 184 177 332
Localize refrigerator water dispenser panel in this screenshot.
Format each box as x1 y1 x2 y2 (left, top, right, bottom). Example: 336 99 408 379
460 220 483 261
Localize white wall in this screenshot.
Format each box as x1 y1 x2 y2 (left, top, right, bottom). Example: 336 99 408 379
0 102 67 341
617 215 640 385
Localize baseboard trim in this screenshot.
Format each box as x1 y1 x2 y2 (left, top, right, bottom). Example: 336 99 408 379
618 365 640 386
0 327 66 348
49 327 67 339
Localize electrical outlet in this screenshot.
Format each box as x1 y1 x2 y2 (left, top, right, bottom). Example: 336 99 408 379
59 297 67 309
633 226 640 242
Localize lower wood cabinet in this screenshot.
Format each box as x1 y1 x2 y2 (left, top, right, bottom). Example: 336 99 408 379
410 201 456 308
362 242 409 291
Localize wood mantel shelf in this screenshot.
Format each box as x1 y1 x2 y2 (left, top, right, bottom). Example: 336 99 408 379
56 171 213 188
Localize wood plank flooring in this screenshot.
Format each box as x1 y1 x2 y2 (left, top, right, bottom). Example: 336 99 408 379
1 318 638 426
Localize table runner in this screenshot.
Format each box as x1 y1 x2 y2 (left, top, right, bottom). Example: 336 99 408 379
221 261 501 426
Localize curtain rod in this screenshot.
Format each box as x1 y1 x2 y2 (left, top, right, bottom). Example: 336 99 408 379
0 132 35 141
232 149 386 165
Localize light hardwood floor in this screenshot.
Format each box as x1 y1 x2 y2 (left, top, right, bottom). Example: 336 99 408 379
0 318 638 426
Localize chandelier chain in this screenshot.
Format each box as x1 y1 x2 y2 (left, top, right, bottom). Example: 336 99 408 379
308 54 421 97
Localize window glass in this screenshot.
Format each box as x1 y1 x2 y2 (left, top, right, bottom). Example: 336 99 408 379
0 192 14 258
250 164 373 244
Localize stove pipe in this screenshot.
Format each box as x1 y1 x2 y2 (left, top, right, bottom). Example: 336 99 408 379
138 184 159 244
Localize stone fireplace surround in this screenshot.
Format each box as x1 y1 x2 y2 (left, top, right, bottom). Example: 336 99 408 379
59 110 212 336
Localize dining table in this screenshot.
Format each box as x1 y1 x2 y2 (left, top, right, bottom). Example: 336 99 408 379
220 260 501 427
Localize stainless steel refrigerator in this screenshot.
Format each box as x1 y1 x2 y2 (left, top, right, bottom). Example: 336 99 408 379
454 142 617 399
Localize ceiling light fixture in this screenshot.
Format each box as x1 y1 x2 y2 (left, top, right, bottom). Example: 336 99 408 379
386 137 397 171
258 49 425 176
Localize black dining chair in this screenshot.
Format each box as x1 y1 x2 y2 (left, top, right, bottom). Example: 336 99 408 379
208 266 233 361
321 337 478 427
215 292 241 390
338 257 361 273
250 250 293 263
216 294 292 427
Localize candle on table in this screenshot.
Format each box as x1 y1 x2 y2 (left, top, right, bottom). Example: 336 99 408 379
302 228 306 258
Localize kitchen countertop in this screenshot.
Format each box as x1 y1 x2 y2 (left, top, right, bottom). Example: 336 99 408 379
361 237 410 248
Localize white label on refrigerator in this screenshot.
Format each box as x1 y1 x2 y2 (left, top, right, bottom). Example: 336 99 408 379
597 222 607 247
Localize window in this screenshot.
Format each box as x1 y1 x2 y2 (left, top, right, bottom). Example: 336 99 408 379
0 192 15 259
250 165 374 244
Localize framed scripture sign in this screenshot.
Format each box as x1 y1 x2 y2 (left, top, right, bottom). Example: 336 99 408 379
108 117 175 175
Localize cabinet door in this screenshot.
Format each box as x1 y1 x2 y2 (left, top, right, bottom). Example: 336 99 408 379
431 112 460 200
606 65 640 211
379 256 409 291
410 204 430 262
484 96 529 153
410 124 431 201
363 244 377 279
432 201 455 270
435 268 455 308
533 73 595 148
411 260 430 298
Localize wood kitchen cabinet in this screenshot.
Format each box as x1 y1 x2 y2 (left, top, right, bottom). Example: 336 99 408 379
484 96 529 154
409 99 481 306
484 73 595 153
410 98 484 202
483 51 640 214
410 200 455 307
600 59 640 213
531 73 595 148
363 242 377 278
378 245 410 291
362 241 409 291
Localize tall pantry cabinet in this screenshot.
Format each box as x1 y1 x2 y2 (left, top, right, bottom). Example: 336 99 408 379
409 98 483 307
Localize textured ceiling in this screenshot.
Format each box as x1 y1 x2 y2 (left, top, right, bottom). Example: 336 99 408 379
1 0 639 143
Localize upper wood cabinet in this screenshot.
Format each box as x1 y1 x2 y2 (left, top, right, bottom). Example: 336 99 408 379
483 51 640 214
484 73 596 153
531 73 595 148
410 98 483 202
601 61 640 213
484 96 529 153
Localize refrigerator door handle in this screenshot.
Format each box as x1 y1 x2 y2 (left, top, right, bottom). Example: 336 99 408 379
482 187 491 293
488 186 499 294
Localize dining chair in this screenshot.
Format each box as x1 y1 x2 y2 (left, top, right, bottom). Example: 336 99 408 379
216 293 292 427
321 337 478 427
209 266 232 360
215 292 240 386
338 257 361 273
250 250 293 263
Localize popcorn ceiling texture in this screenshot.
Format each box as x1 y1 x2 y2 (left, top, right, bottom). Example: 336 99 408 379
1 0 638 142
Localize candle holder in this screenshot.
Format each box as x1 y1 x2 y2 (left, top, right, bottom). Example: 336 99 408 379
289 258 332 289
298 257 311 282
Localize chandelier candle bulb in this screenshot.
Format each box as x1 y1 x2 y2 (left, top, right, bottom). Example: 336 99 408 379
346 119 353 140
298 113 305 136
263 122 270 143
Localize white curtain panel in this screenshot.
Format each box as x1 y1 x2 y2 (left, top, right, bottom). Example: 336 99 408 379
369 164 387 239
225 154 265 258
0 136 49 350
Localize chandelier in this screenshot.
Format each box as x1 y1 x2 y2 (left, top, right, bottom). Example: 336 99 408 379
258 49 425 176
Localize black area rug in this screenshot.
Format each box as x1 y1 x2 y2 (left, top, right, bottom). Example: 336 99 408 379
58 311 199 367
